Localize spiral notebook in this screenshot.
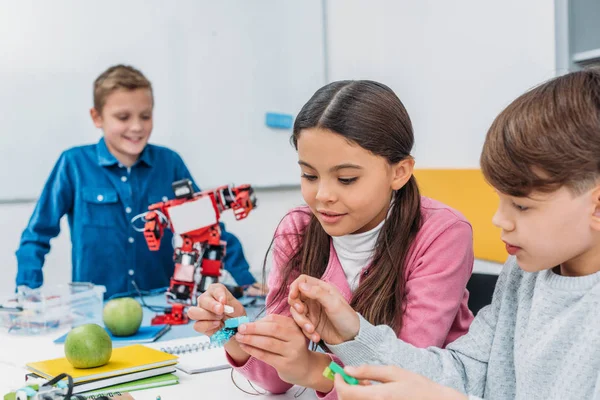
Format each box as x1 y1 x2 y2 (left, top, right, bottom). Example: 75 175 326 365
145 336 230 374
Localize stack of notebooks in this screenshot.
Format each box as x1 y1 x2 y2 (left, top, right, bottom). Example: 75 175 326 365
26 344 179 396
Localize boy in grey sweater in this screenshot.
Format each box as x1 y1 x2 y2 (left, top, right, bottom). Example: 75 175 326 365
278 69 600 399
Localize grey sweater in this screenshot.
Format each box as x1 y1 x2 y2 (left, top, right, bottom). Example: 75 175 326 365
328 257 600 399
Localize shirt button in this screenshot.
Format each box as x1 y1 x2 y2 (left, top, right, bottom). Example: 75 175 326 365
162 196 168 202
128 237 135 243
97 195 104 202
118 163 124 168
121 176 128 183
128 269 135 276
125 207 132 214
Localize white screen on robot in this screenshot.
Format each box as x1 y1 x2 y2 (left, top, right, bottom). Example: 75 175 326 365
168 196 218 234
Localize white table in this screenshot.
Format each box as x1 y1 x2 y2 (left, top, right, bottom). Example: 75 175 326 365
0 297 317 399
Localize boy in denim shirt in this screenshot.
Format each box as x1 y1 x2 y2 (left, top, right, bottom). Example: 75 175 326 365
15 65 259 298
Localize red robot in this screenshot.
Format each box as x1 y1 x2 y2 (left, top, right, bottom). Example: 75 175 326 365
142 179 257 325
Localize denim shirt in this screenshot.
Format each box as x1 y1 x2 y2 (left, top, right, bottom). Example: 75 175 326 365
16 138 255 298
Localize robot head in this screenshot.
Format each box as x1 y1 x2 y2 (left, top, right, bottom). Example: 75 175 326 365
172 179 194 199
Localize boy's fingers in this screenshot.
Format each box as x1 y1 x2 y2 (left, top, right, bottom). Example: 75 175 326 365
288 299 306 314
289 307 318 341
288 279 301 301
344 365 403 383
246 287 261 297
334 374 356 400
334 374 378 400
289 305 315 333
289 274 322 300
298 282 341 312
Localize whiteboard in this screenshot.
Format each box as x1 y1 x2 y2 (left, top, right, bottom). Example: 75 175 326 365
0 0 325 200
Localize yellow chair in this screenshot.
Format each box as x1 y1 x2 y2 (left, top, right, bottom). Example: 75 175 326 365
413 169 505 263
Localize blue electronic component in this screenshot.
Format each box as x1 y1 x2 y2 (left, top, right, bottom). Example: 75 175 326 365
224 315 249 329
210 316 250 346
210 328 237 347
265 112 293 129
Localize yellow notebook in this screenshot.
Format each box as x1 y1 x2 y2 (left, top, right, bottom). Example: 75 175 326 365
26 344 178 383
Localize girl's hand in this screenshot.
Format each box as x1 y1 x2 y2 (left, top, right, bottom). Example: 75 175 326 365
187 283 246 336
235 314 333 392
187 283 250 364
287 274 360 345
335 365 468 400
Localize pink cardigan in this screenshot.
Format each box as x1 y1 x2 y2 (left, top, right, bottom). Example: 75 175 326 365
228 197 474 398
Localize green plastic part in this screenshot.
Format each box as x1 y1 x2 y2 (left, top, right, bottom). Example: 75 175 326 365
322 366 335 381
323 361 359 385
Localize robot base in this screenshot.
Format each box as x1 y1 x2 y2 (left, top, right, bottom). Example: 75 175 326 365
151 303 189 325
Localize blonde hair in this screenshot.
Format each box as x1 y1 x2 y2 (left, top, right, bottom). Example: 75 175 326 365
93 65 153 113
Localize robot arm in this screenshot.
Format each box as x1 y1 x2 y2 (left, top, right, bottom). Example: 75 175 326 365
218 184 257 220
143 210 165 251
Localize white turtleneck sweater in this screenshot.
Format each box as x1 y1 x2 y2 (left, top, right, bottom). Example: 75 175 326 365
331 219 385 291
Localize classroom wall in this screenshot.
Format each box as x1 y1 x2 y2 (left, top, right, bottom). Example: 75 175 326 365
0 0 557 294
325 0 556 168
324 0 556 271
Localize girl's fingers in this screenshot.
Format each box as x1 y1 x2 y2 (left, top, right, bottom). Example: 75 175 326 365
237 320 293 342
237 343 279 366
206 283 229 304
234 331 286 356
186 306 223 321
196 293 226 315
192 320 222 335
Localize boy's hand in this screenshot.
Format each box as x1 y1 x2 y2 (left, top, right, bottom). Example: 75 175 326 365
234 314 333 392
187 283 246 336
335 365 468 400
287 275 359 345
245 282 268 297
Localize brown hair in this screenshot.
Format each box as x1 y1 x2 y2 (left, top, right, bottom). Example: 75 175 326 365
481 68 600 196
93 65 153 113
266 80 422 330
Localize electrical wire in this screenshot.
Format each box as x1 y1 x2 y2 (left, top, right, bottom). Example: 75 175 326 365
130 280 170 313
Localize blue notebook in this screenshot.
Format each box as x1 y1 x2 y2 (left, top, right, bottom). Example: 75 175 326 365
54 324 170 344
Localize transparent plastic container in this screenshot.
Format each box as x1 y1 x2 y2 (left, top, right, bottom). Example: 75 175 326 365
0 282 106 335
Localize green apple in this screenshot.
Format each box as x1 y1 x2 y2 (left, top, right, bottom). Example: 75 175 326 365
102 297 143 336
64 323 112 368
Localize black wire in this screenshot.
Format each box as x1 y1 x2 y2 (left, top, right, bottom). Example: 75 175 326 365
131 279 171 312
230 368 265 396
41 373 86 399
